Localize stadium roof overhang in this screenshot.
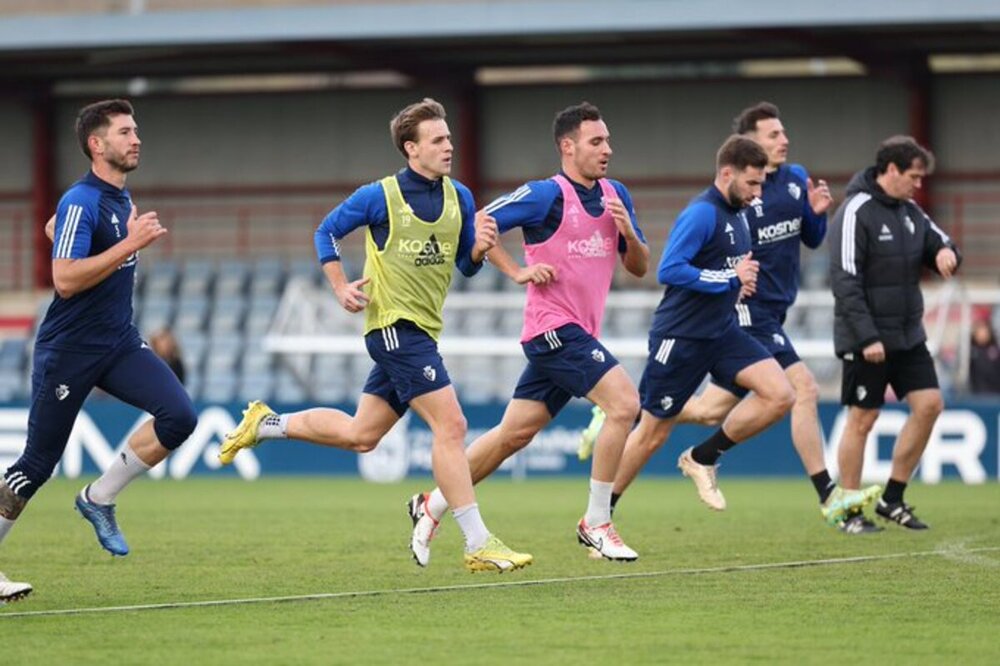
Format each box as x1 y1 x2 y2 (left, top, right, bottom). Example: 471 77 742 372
1 0 1000 86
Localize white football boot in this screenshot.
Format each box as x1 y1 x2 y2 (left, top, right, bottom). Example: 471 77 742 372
576 519 638 561
0 572 32 605
407 492 440 567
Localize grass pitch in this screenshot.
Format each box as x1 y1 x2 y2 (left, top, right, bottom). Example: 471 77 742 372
3 477 999 664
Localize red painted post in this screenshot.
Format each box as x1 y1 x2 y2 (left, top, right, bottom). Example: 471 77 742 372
456 80 481 199
907 66 932 212
12 212 23 289
31 96 55 289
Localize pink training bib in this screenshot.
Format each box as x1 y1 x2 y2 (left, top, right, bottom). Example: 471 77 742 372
520 175 620 342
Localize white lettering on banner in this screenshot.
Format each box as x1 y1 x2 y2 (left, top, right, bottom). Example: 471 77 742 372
169 408 260 480
920 411 987 483
36 407 260 480
1 407 992 483
357 414 410 483
824 409 989 484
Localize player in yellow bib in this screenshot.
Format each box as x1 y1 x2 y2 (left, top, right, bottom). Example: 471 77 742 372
363 173 458 339
220 98 531 572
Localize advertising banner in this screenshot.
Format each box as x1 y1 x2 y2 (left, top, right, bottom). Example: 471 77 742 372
0 400 996 483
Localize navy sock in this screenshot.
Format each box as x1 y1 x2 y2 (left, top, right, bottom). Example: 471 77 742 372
811 470 835 503
691 428 737 466
882 478 907 505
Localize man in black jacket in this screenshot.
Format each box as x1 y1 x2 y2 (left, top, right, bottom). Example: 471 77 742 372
828 136 960 534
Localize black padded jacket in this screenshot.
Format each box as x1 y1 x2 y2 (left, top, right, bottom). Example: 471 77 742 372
828 167 961 357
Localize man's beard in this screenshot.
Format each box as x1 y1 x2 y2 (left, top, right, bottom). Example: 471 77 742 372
108 153 138 173
727 182 745 208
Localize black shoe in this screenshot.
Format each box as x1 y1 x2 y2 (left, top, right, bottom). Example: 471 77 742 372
875 499 929 530
839 511 884 535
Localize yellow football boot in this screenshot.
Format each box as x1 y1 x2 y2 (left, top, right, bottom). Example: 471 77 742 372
218 400 275 465
464 534 533 573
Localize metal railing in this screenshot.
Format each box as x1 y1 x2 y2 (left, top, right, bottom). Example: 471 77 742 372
262 278 1000 399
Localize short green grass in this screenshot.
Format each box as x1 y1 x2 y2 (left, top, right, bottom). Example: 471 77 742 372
4 478 999 664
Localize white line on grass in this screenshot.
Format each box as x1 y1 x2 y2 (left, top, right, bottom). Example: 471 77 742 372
3 545 998 619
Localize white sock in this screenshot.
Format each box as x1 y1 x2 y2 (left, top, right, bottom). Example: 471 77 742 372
86 446 151 505
426 488 449 521
452 503 490 552
585 478 614 527
0 516 14 545
258 414 289 440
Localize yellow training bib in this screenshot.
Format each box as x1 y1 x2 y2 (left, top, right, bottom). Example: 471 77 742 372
363 175 462 340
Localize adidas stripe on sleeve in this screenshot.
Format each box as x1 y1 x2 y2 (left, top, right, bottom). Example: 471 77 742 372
53 200 96 260
486 181 558 233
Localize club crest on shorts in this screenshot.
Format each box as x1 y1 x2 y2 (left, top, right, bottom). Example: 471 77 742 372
772 333 785 347
55 384 70 401
660 395 673 412
591 348 605 363
423 365 436 382
856 385 867 401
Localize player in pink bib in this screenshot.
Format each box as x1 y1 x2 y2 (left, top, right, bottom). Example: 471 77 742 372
407 103 650 565
519 173 620 341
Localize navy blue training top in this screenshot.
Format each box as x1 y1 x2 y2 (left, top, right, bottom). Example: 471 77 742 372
37 171 140 350
650 185 752 340
742 163 826 317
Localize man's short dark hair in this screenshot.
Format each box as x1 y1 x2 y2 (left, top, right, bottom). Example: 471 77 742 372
553 102 602 146
76 99 134 159
875 135 936 175
733 102 780 135
716 135 769 171
390 98 447 158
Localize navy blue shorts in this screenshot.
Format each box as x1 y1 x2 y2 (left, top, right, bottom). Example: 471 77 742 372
513 324 618 417
363 320 451 416
5 330 196 499
714 306 801 397
639 324 771 419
